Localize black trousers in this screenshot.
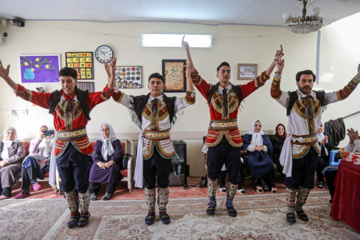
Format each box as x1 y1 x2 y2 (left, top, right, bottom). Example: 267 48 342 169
285 147 319 189
325 170 337 200
0 182 11 197
56 144 92 193
89 182 117 194
143 148 172 189
21 166 38 193
207 137 241 184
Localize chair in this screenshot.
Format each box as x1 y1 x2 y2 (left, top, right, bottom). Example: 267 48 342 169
329 150 341 167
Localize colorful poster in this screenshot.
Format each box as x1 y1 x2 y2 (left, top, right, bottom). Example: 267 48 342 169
65 52 94 80
115 66 142 89
19 54 60 83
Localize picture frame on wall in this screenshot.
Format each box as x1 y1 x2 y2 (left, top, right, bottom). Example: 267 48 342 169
76 81 95 92
162 59 186 92
19 54 60 83
65 52 94 80
115 66 142 89
237 63 258 80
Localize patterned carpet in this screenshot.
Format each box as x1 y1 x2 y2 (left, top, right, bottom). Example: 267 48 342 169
0 191 359 240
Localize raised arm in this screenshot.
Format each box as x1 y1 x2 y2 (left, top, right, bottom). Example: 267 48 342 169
182 36 195 73
103 57 117 90
185 60 195 92
270 52 285 100
265 45 284 77
0 60 18 91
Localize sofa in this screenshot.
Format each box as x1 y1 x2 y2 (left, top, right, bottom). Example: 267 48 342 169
22 138 135 192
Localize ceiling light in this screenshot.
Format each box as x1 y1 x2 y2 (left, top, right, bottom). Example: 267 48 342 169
141 34 212 48
283 0 323 34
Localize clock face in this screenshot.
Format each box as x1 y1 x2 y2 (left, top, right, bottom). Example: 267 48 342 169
95 45 114 63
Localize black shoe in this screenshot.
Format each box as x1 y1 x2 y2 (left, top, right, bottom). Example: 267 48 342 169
90 193 97 201
78 212 91 228
206 199 216 215
145 212 155 225
286 213 296 224
220 187 227 193
102 193 112 200
226 200 237 217
159 212 171 224
296 210 309 222
329 199 333 204
317 182 324 188
67 214 79 229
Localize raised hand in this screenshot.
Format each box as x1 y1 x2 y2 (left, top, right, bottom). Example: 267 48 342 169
104 57 117 90
181 36 189 51
0 60 10 79
274 45 284 62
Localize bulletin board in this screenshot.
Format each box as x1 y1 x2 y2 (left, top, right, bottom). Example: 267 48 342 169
65 52 94 80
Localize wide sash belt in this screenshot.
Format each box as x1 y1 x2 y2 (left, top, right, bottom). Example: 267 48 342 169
143 129 170 141
57 127 87 141
208 119 238 130
290 133 318 145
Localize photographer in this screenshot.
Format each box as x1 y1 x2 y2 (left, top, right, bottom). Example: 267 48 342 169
14 125 54 199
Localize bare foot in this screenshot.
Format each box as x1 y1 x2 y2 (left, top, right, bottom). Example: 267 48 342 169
0 195 9 200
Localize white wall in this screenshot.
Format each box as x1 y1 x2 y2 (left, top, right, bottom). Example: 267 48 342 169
0 15 358 176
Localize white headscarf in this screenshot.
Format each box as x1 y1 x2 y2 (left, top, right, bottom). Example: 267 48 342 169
317 121 328 156
99 123 117 160
1 127 19 160
246 120 265 146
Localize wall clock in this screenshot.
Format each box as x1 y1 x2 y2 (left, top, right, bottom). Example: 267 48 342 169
95 45 114 63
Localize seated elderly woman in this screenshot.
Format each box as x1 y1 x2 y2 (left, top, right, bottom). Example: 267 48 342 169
14 125 54 199
242 120 277 193
89 123 123 201
0 127 25 200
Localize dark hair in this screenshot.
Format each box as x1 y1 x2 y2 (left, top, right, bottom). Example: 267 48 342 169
148 72 164 84
296 70 316 82
216 62 230 73
58 67 78 79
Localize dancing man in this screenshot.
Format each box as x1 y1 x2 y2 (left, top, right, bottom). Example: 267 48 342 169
0 58 116 228
111 58 195 225
270 53 360 224
183 38 283 217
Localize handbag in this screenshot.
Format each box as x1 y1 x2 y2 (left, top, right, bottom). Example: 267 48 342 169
122 154 131 169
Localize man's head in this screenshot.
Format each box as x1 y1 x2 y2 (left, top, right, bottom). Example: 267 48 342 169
148 72 165 97
216 62 231 87
296 70 316 95
59 67 78 97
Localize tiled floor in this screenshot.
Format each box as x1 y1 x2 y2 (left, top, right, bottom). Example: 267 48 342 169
10 175 330 201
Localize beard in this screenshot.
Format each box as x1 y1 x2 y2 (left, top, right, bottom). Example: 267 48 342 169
298 85 312 95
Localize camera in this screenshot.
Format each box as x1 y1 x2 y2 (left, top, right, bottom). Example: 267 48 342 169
42 130 54 136
12 19 25 27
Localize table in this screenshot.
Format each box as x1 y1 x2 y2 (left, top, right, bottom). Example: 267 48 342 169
330 160 360 232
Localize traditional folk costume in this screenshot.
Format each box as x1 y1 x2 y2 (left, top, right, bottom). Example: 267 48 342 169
113 89 195 225
15 84 113 228
0 128 25 198
89 123 123 200
191 69 269 217
271 74 360 223
15 135 54 198
242 120 276 192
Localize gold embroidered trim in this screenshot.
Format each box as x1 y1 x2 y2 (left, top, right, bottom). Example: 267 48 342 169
144 130 170 140
209 119 238 130
57 127 87 141
291 133 318 145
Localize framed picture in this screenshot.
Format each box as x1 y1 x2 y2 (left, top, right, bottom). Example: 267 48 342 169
115 66 142 89
65 52 94 80
77 82 95 92
162 59 186 92
237 63 258 80
19 54 60 83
